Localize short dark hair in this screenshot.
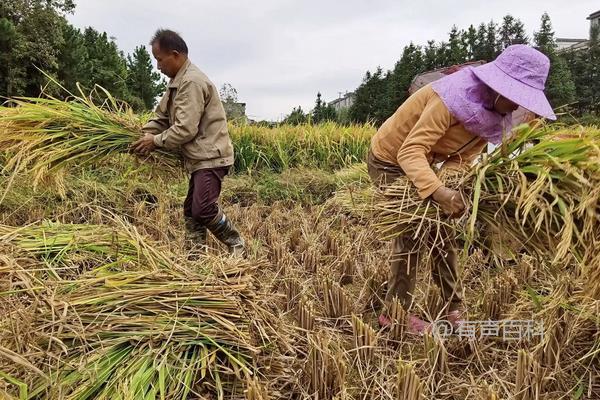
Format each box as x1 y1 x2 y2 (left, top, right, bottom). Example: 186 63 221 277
150 29 188 54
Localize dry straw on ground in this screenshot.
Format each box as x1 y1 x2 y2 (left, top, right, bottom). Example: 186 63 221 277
1 98 599 398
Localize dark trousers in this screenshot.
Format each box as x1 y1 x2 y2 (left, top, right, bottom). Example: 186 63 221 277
367 150 462 312
183 167 229 226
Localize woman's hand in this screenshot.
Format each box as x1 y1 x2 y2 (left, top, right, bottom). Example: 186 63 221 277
432 186 465 218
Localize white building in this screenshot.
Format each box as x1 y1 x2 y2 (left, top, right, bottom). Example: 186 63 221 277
329 92 355 112
589 9 600 32
557 10 600 52
556 38 587 51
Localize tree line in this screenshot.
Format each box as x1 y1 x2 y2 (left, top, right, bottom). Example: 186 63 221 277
0 0 165 111
291 13 599 126
2 4 598 123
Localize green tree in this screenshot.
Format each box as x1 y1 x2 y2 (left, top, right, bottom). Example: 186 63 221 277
473 23 489 60
583 26 600 113
499 15 528 50
56 23 88 94
534 12 576 109
424 40 439 69
312 92 337 123
312 92 324 122
283 106 308 125
435 41 450 67
446 25 467 64
386 43 425 117
565 25 600 114
126 45 165 110
463 25 478 61
533 12 555 54
219 83 238 103
349 67 390 125
483 20 499 61
0 16 24 96
74 27 131 100
80 27 129 99
0 0 74 97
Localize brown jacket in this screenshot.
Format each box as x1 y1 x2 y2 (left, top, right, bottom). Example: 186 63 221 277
370 84 487 199
142 59 234 173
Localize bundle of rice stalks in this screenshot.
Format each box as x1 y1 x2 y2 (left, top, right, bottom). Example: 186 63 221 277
0 219 174 277
0 219 264 399
1 262 258 399
0 84 178 185
368 124 600 265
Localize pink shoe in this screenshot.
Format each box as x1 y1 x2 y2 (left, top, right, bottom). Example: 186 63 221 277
446 309 465 329
407 314 431 335
378 314 392 327
379 314 432 335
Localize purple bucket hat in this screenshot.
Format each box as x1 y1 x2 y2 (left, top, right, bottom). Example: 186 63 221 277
431 45 555 144
431 68 513 144
472 45 556 120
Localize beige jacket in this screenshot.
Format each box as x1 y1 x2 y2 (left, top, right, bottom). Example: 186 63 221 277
142 59 234 172
371 84 487 199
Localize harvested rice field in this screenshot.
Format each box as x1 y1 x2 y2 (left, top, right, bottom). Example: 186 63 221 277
0 96 599 399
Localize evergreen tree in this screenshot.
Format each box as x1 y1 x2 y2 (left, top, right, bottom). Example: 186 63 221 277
0 0 175 111
126 45 165 110
348 71 372 123
349 67 390 125
423 40 439 69
0 16 24 97
0 0 73 97
533 13 555 54
473 23 488 60
565 25 600 114
57 23 88 95
312 92 324 122
583 26 600 113
463 25 478 61
283 106 308 125
534 12 576 109
311 92 337 123
321 103 337 122
80 27 129 99
436 41 450 67
483 20 499 61
499 15 528 50
446 25 467 64
386 43 425 117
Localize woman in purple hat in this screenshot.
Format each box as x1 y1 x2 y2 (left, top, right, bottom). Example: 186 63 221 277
367 45 556 334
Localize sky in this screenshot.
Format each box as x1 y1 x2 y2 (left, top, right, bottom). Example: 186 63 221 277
68 0 598 121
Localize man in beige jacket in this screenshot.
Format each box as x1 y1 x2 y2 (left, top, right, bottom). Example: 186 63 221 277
132 29 244 257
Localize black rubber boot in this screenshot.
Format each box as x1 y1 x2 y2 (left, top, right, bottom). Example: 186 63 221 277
205 209 246 257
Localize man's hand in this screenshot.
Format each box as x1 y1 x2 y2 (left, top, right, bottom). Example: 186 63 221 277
432 186 465 218
131 133 157 156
